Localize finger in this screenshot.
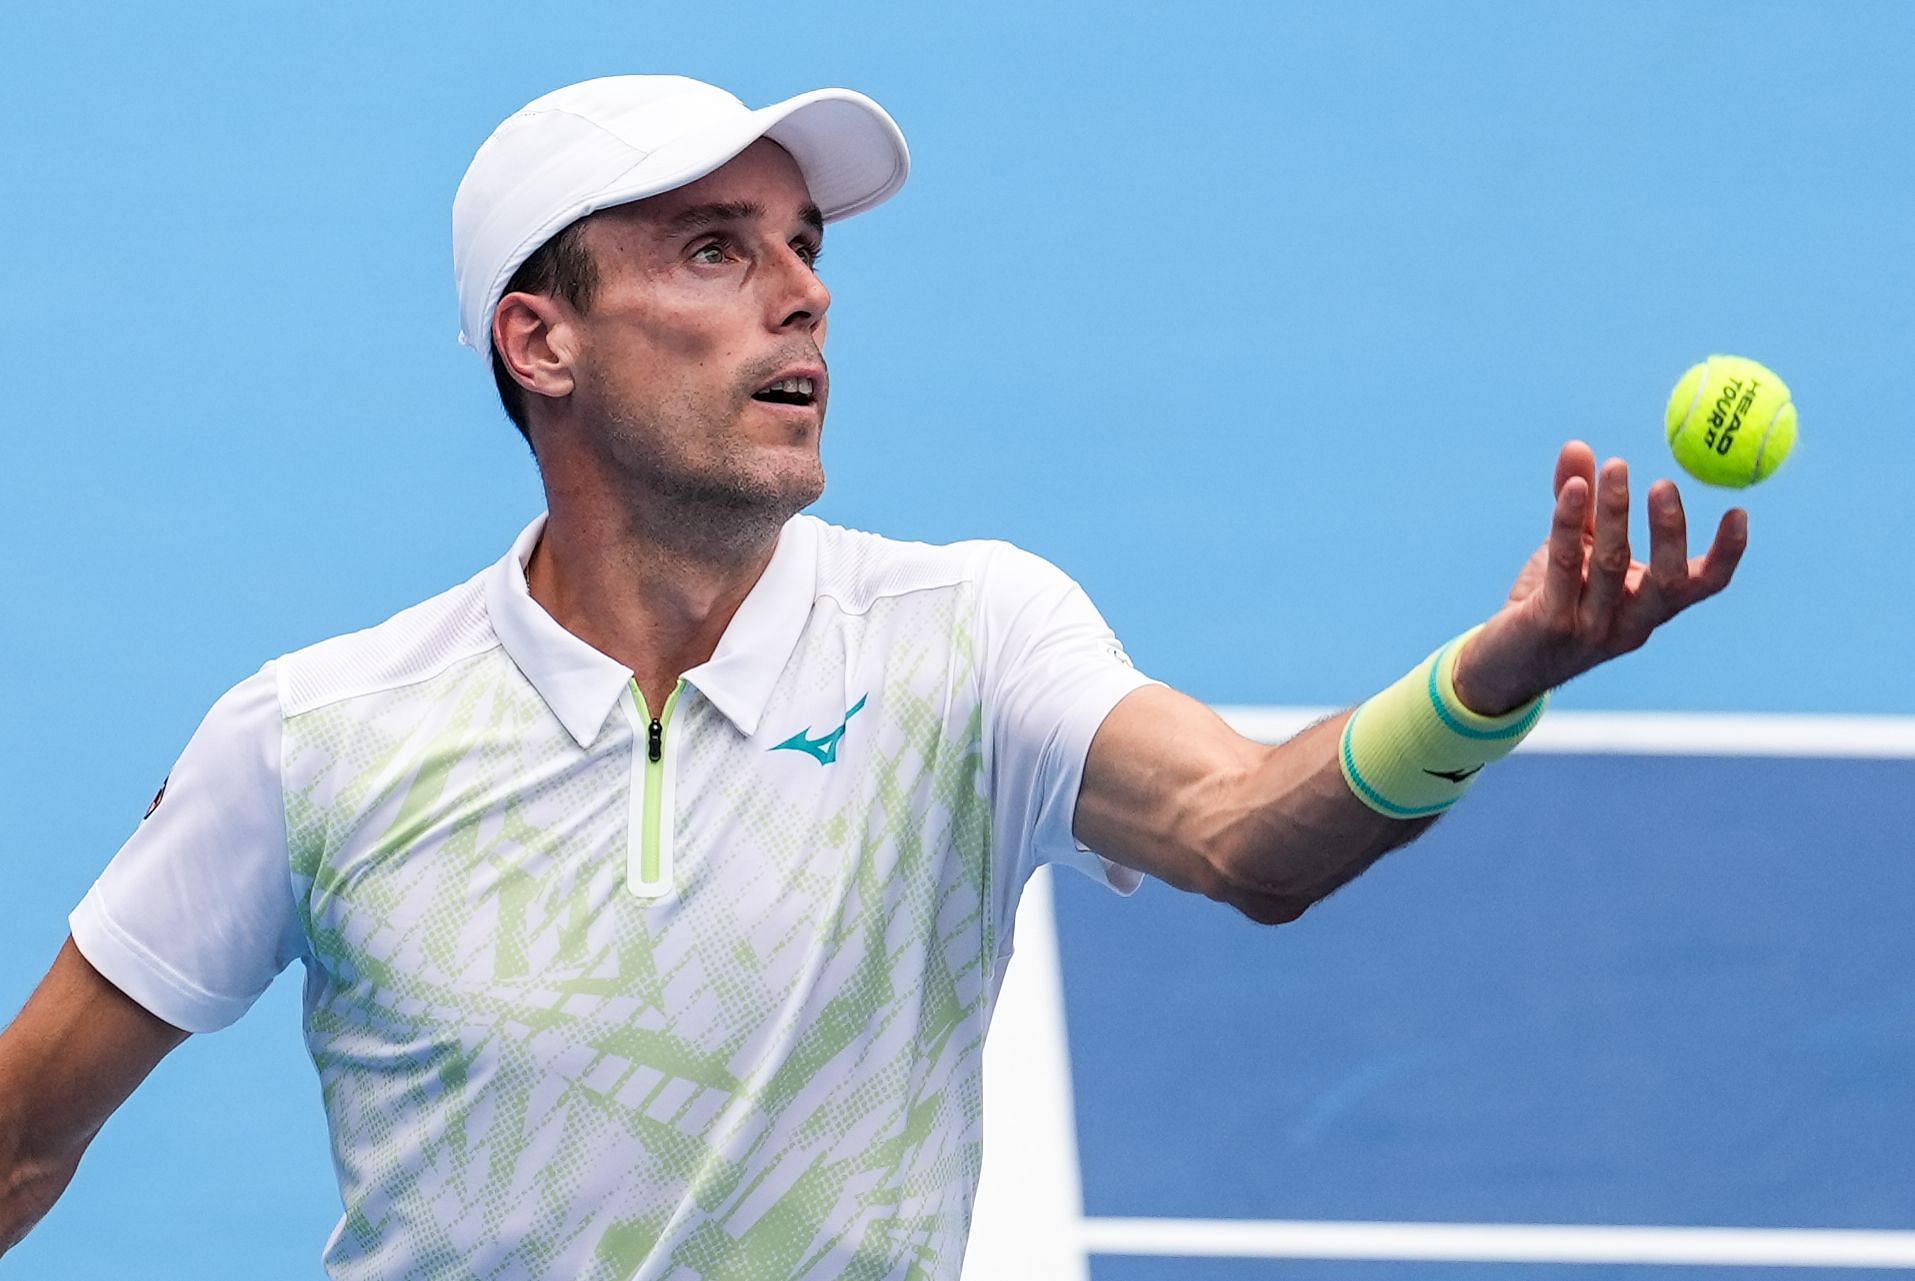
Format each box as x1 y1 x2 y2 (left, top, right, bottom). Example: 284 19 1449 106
1578 457 1632 633
1538 474 1590 623
1688 507 1749 597
1609 479 1692 644
1644 479 1690 601
1554 440 1599 536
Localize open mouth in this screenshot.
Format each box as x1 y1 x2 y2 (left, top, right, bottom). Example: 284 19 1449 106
750 375 818 408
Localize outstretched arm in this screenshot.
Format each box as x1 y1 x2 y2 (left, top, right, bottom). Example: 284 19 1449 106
0 939 188 1256
1075 695 1418 922
1073 440 1747 922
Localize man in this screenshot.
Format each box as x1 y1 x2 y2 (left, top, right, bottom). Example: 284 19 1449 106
0 75 1743 1279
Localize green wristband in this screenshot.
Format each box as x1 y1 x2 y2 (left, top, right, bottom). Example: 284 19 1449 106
1338 627 1547 819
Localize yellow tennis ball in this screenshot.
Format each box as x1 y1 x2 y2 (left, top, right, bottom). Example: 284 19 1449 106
1664 354 1797 487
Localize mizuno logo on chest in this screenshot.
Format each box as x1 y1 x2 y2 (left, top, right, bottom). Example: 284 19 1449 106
771 694 868 765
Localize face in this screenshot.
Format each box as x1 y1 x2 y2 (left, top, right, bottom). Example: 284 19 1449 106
556 139 832 533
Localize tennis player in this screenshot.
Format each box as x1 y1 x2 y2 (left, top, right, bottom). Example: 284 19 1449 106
0 75 1744 1279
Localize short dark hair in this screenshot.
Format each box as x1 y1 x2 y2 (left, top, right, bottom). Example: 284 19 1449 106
489 219 600 446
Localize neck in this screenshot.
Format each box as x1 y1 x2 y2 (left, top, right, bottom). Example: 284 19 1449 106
525 476 782 713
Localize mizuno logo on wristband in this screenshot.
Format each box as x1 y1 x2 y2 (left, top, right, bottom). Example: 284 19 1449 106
1422 765 1484 784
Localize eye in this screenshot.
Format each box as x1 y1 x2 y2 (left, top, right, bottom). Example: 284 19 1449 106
690 239 730 265
794 240 824 269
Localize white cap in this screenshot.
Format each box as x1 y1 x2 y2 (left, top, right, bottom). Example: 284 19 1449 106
453 75 910 361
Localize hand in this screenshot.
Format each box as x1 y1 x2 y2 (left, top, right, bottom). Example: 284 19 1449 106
1450 440 1748 716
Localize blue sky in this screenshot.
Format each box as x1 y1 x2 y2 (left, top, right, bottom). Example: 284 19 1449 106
2 3 1910 1276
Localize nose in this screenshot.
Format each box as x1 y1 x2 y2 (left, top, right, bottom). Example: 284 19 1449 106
772 245 831 336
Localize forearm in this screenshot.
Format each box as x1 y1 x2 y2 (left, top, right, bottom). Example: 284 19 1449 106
0 940 188 1256
1077 692 1442 925
0 1016 91 1257
0 1097 82 1257
1201 712 1438 923
1199 623 1556 920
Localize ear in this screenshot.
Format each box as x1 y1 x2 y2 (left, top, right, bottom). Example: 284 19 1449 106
492 291 578 402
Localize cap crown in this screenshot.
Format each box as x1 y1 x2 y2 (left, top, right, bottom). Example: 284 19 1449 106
452 75 907 362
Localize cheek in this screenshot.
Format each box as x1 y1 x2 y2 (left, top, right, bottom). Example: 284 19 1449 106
587 319 730 411
621 303 725 367
590 274 731 362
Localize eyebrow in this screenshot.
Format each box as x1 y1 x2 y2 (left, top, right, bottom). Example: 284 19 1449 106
657 199 825 239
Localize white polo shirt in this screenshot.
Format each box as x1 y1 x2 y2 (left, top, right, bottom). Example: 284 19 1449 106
70 513 1155 1281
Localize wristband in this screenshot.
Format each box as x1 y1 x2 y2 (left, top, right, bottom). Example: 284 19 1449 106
1338 626 1546 819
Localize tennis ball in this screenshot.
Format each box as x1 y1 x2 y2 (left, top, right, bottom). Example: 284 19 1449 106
1664 354 1796 487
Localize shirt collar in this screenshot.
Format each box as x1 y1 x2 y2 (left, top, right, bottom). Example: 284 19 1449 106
483 513 819 748
682 514 818 737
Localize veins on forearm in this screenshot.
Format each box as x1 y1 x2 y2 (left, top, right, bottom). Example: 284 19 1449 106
0 1102 87 1257
1209 715 1438 923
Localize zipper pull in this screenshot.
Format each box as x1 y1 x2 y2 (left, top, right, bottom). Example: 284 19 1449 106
648 717 663 763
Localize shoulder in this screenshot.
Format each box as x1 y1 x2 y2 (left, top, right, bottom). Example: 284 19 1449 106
273 564 499 718
802 516 1073 615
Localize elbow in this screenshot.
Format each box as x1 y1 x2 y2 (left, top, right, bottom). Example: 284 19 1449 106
1150 837 1313 926
1211 873 1315 927
1169 762 1320 927
1149 742 1348 922
1228 889 1313 927
1189 833 1318 927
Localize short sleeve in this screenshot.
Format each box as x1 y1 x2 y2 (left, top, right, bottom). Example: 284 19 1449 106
68 664 301 1033
978 543 1159 926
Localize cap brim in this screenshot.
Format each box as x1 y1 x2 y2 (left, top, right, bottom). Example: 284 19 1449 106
759 89 911 221
595 87 909 226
